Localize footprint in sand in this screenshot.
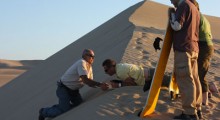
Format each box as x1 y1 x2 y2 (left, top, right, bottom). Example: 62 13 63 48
151 61 157 67
135 46 143 51
142 35 148 40
211 62 220 66
142 32 147 37
215 49 220 54
136 38 142 42
132 38 141 45
142 50 149 55
208 71 215 75
214 76 220 80
136 41 142 45
142 56 149 60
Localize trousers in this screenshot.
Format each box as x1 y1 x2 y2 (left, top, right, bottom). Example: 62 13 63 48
198 44 214 92
40 82 83 118
174 51 202 115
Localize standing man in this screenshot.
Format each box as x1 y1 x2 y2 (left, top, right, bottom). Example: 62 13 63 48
190 0 214 107
38 49 108 120
169 0 202 119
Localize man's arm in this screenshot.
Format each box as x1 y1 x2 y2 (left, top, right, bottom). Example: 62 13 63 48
80 75 108 90
123 77 137 86
110 77 137 88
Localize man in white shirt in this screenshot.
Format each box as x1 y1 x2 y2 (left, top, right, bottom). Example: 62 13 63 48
39 49 108 120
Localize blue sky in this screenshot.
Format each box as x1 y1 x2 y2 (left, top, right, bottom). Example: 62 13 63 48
0 0 219 60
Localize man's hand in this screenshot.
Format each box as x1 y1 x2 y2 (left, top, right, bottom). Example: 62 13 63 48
110 81 120 88
100 83 109 91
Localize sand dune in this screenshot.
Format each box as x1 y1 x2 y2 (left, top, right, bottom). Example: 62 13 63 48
0 59 42 87
0 1 219 120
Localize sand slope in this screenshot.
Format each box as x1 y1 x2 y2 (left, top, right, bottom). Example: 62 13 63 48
55 1 220 120
0 1 143 120
0 59 42 87
0 1 219 120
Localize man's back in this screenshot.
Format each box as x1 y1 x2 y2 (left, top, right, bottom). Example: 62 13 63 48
116 63 145 86
61 59 93 90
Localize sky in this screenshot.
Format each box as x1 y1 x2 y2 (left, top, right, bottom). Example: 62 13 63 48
0 0 219 60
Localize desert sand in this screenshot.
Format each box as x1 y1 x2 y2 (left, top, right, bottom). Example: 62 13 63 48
0 1 219 120
0 59 42 87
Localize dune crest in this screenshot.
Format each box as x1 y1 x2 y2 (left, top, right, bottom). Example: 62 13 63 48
0 1 219 120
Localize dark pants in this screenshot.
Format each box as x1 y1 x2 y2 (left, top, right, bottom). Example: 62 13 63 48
198 43 214 92
143 68 171 92
40 82 83 118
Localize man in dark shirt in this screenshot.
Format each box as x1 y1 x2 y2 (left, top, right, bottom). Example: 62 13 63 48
169 0 203 119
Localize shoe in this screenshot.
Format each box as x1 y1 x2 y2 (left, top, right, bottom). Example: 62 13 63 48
173 112 198 120
197 110 203 119
38 108 45 120
137 109 142 117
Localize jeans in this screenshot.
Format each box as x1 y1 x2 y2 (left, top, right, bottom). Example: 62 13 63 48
40 82 83 118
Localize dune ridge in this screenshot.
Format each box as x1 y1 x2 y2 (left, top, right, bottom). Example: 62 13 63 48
0 1 219 120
